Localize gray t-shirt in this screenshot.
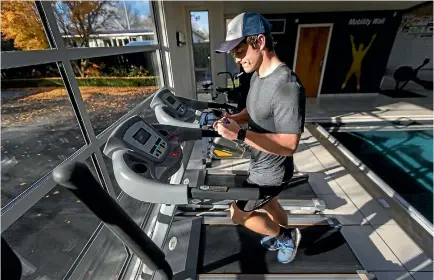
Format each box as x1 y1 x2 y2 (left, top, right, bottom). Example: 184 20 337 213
246 63 306 186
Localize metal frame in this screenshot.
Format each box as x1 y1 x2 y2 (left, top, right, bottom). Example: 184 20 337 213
292 23 334 98
1 0 169 279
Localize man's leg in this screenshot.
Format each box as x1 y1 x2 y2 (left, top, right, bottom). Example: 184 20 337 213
230 202 280 237
262 197 288 226
231 201 301 264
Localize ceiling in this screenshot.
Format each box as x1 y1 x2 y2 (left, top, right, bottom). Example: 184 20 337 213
222 1 427 16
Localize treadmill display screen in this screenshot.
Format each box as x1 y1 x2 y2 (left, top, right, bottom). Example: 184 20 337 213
166 96 176 105
133 128 151 145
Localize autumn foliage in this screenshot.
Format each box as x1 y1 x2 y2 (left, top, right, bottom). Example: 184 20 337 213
1 1 49 50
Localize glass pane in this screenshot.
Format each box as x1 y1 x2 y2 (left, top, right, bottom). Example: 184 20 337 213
190 11 212 94
1 1 50 51
2 158 100 279
53 0 156 48
1 63 86 206
68 157 129 279
68 190 151 279
70 51 161 136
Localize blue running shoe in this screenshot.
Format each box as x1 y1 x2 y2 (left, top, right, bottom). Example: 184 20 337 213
277 228 301 264
260 236 279 251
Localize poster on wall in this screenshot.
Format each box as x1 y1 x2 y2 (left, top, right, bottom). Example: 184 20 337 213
400 15 433 37
321 13 400 94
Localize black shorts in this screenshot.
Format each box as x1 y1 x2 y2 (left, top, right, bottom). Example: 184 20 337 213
235 174 292 212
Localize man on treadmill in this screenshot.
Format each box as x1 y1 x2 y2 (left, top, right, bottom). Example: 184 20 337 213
214 12 306 263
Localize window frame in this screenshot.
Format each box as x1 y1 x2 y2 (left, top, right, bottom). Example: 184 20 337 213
1 1 169 278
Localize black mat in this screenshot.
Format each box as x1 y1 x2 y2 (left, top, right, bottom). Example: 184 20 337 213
198 225 362 274
379 89 426 98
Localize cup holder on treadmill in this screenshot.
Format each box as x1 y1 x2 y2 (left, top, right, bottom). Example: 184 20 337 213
131 163 147 174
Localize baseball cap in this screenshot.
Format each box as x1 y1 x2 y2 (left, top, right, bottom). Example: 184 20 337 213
215 12 272 53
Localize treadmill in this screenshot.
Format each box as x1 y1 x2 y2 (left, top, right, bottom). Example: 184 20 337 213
52 115 377 280
150 87 250 165
150 88 325 214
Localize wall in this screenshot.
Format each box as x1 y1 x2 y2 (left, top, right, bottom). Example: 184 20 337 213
381 3 433 91
161 1 226 99
161 1 195 99
160 1 422 97
259 10 403 94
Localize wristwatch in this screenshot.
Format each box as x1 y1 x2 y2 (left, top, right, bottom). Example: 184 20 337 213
237 127 247 141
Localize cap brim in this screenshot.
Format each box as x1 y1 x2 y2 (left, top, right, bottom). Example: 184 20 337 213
215 37 244 53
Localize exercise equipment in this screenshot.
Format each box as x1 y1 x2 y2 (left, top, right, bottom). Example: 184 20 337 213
150 88 324 214
52 116 378 280
394 58 433 91
150 88 250 166
216 71 243 105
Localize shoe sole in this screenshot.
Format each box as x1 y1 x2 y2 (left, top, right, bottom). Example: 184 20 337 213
279 228 302 264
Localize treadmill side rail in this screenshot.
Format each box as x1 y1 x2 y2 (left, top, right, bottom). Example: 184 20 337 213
190 186 261 200
155 105 201 129
112 150 189 204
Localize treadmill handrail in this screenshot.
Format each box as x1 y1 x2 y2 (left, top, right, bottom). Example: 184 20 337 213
189 174 310 201
112 150 189 205
190 185 261 200
52 161 173 280
154 104 200 129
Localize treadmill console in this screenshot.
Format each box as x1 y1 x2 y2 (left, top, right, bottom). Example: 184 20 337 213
103 115 179 166
102 115 188 204
125 121 168 161
161 91 186 117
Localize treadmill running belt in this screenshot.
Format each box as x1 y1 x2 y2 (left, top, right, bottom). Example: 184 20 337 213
198 225 362 274
205 175 315 198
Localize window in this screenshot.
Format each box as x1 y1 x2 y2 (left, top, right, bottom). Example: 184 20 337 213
1 63 86 206
1 1 50 52
268 19 286 34
70 51 161 136
103 40 112 47
53 0 156 48
73 155 152 279
2 156 100 279
190 11 212 94
1 0 164 277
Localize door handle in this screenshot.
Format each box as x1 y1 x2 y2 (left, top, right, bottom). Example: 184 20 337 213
320 59 324 69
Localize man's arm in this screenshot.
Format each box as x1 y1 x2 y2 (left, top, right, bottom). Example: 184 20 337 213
229 108 248 125
243 131 300 157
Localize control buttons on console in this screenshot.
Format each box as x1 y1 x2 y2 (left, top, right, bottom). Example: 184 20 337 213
150 146 156 154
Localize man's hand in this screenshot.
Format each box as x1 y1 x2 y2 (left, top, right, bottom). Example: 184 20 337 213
214 118 241 141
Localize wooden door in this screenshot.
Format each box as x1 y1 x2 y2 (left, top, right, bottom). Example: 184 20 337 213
295 26 330 97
